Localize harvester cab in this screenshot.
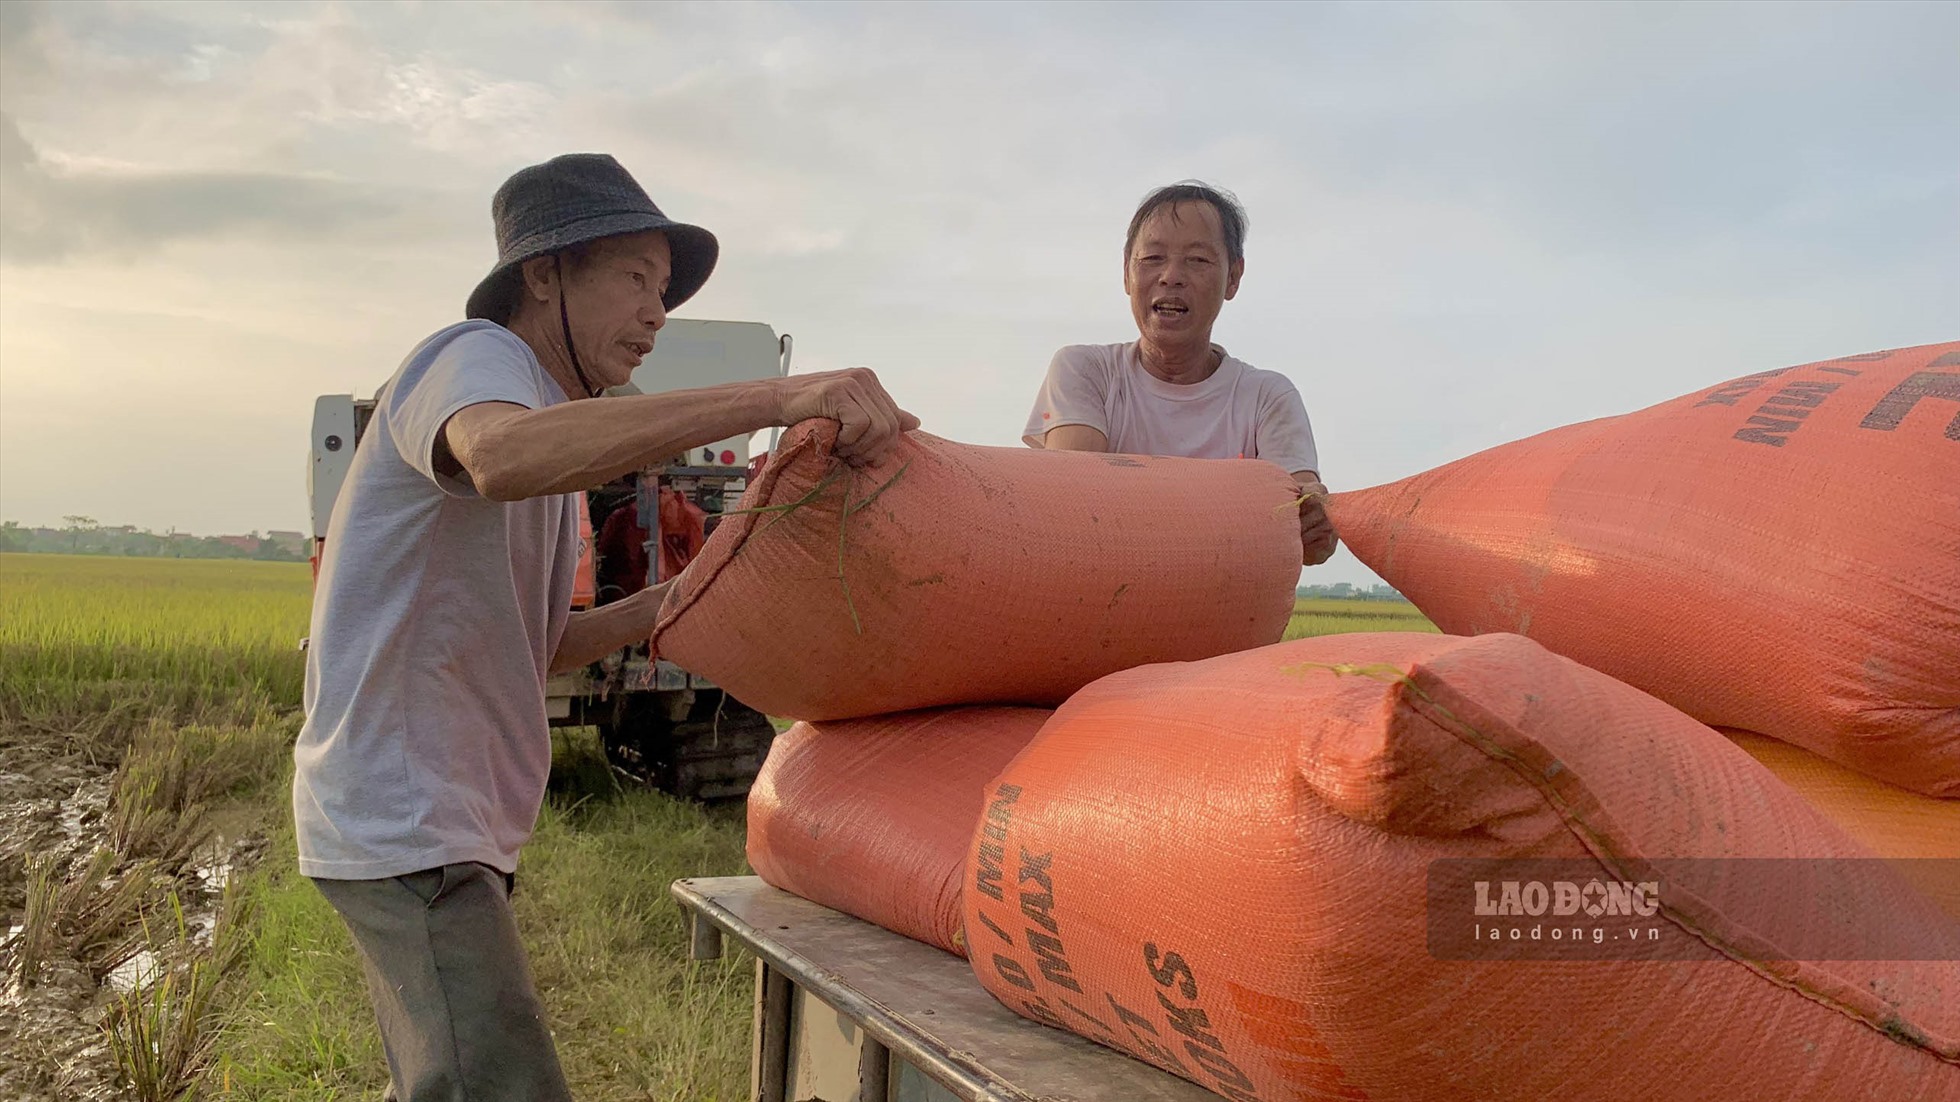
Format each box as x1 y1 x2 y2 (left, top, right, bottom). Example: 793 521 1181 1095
305 319 791 801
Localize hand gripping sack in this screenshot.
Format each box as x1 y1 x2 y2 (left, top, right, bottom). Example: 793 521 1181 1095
654 420 1301 721
964 632 1959 1102
746 707 1049 956
1325 341 1960 795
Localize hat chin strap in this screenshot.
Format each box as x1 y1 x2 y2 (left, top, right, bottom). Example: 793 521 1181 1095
555 254 602 399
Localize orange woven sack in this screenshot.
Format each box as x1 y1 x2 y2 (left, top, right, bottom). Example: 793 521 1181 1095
1724 728 1960 919
747 707 1049 956
965 632 1958 1102
654 419 1301 721
1325 341 1960 796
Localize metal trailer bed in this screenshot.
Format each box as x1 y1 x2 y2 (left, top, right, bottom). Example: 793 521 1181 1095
672 876 1216 1102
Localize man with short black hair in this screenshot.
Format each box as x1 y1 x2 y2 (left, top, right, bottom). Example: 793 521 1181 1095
296 153 917 1101
1025 181 1335 564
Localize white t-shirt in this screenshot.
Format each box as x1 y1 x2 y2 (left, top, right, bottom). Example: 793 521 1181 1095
294 320 580 880
1023 342 1320 477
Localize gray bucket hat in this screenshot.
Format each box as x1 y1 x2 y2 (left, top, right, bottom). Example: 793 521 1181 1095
465 153 719 325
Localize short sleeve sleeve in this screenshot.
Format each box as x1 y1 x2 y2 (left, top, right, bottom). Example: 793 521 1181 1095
1022 345 1113 448
387 327 548 497
1255 376 1320 479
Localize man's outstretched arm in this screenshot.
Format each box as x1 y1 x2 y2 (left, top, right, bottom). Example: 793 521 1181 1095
441 368 918 503
548 580 673 675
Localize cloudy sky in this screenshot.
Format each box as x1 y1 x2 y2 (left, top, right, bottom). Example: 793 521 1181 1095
1 1 1954 585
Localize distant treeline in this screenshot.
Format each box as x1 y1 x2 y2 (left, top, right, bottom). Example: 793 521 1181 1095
1296 585 1409 601
1 520 308 562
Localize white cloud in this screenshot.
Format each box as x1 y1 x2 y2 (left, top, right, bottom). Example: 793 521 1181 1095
1 0 1956 585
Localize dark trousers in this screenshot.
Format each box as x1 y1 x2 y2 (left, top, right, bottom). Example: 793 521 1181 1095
313 862 572 1102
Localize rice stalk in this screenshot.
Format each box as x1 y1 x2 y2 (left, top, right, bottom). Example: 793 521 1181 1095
836 484 861 635
58 848 162 982
841 462 909 520
4 852 61 986
109 782 216 871
709 459 909 636
712 465 847 526
834 463 909 636
105 947 223 1100
107 720 283 868
104 886 255 1101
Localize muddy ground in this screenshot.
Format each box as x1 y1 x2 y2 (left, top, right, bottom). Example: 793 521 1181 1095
0 751 124 1101
0 741 250 1102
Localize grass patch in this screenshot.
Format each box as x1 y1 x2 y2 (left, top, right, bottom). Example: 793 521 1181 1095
209 839 380 1099
213 726 754 1101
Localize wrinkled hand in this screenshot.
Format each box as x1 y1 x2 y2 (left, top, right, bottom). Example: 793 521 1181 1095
1296 478 1338 566
775 368 920 465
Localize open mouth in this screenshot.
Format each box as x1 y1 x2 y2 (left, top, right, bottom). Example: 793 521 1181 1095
1151 300 1190 318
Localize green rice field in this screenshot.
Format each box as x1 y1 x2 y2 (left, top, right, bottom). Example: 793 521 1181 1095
1285 595 1438 640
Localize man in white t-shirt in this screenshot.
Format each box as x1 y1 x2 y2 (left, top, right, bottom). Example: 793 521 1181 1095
295 154 915 1101
1024 182 1335 565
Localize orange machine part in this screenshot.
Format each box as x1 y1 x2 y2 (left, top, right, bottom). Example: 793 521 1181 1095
655 487 707 583
1326 341 1960 796
570 498 596 610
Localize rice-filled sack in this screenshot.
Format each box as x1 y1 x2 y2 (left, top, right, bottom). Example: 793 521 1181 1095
1327 341 1960 795
654 419 1301 720
965 631 1958 1102
1724 728 1960 919
747 706 1048 955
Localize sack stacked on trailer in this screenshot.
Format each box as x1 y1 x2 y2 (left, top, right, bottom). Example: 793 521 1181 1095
690 418 1303 954
746 707 1049 957
1326 341 1960 795
964 631 1958 1102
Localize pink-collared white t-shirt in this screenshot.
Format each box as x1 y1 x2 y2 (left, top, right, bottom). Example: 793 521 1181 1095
1023 342 1319 477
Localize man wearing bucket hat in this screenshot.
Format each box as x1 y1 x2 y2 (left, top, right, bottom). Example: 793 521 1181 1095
294 153 916 1100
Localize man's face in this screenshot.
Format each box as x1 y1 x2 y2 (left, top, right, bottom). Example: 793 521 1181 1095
564 230 672 390
1124 202 1243 349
